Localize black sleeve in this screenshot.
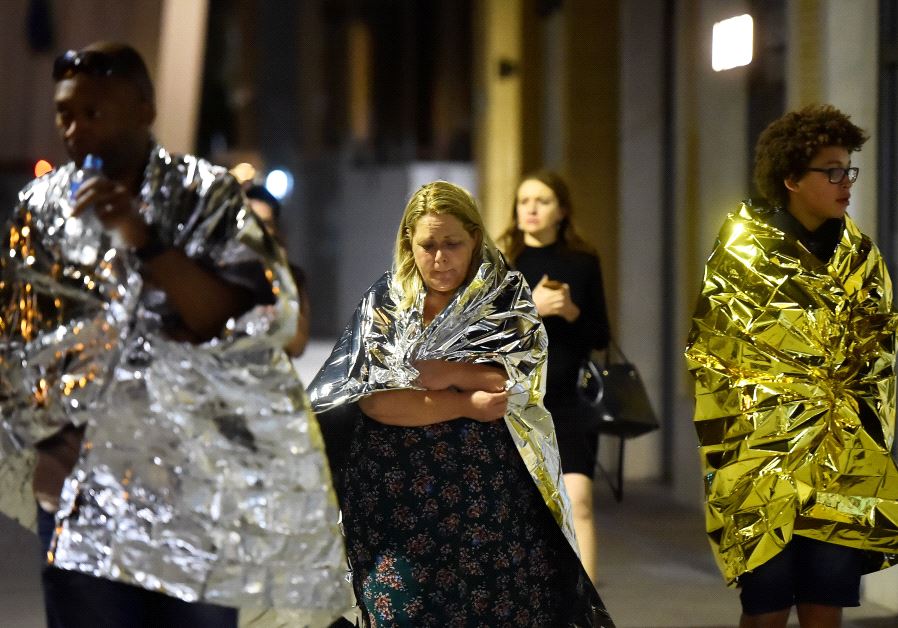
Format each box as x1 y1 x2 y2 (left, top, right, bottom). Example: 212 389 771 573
584 255 611 350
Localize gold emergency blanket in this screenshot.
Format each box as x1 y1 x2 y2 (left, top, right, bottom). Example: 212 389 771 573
308 242 614 627
685 202 898 584
0 145 352 620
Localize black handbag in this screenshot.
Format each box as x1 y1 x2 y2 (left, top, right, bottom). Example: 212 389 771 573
576 340 659 438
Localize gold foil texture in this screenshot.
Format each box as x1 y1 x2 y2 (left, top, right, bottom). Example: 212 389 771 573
686 203 898 584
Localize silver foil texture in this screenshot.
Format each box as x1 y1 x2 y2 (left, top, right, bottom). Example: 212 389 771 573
0 145 352 617
308 242 614 626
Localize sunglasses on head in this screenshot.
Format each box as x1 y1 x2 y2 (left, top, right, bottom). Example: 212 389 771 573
52 50 123 81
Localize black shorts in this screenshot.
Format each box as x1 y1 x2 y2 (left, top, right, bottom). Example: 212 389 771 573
739 535 867 615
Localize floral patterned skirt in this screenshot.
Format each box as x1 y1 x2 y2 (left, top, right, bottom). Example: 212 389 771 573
342 415 590 627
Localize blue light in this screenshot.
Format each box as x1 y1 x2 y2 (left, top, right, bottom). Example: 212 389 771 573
265 169 293 200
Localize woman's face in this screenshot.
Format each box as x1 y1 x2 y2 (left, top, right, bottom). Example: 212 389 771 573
515 178 565 244
411 213 477 296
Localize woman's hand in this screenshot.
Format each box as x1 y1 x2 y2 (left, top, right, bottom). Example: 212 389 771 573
531 275 581 322
360 362 508 426
466 390 508 421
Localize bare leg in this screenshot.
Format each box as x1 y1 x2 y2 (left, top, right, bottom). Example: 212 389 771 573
795 603 842 628
739 609 790 628
563 472 598 586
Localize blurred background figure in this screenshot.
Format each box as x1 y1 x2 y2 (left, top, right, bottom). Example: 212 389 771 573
499 169 610 586
245 183 311 358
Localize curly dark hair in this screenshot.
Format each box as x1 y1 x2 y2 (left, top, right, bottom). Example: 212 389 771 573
753 104 868 209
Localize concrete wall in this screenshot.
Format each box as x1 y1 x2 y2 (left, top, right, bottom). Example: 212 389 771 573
615 0 666 481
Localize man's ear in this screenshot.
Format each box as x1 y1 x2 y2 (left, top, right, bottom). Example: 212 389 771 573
784 177 800 193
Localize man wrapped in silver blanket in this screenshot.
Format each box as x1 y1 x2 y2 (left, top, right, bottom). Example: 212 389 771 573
0 42 350 627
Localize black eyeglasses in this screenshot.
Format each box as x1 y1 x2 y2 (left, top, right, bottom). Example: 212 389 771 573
805 167 859 184
52 50 123 81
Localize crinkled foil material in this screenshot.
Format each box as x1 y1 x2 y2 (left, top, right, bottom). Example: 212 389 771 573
0 145 352 617
685 202 898 585
308 243 614 627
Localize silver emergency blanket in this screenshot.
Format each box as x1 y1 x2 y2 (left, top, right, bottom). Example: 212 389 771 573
308 242 614 627
0 145 352 619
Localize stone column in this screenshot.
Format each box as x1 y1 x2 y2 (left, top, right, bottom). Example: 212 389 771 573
473 0 523 237
154 0 210 154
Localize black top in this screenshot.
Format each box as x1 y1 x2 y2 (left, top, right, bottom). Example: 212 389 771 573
764 207 843 263
514 242 611 412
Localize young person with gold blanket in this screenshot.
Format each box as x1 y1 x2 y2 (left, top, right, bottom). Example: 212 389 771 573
686 104 898 628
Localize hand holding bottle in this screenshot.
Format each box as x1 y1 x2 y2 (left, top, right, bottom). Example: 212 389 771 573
62 154 106 265
69 155 151 250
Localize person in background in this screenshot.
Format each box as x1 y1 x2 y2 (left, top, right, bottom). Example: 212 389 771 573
244 184 311 358
308 181 612 627
498 170 611 586
686 104 898 628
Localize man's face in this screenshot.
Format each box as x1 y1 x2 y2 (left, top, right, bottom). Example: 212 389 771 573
54 74 150 172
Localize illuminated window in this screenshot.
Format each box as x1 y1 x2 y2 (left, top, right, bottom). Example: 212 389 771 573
712 14 753 71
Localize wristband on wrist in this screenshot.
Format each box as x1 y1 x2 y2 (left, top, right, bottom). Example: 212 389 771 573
134 229 167 262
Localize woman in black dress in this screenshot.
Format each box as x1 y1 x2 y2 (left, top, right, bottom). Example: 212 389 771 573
499 170 611 585
309 181 612 627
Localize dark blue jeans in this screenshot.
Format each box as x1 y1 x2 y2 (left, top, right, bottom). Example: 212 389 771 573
38 507 237 628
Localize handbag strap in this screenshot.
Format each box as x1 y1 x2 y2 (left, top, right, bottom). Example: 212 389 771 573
602 337 629 367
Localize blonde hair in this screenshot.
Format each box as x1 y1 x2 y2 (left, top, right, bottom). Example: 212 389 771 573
393 181 497 309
